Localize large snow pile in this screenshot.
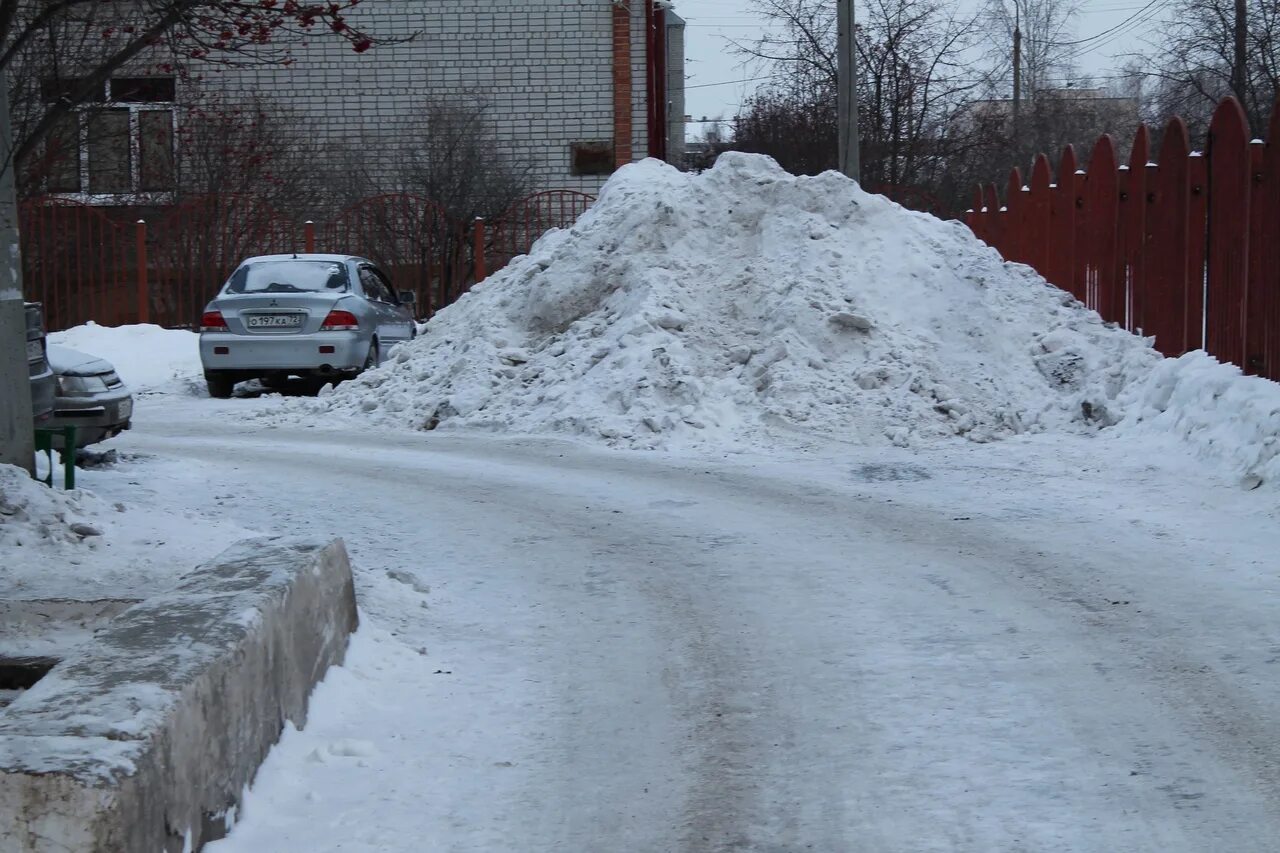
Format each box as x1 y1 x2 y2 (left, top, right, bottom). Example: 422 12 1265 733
304 154 1154 447
50 322 201 396
295 153 1280 482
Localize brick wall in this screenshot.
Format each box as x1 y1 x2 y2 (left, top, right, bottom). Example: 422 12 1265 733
196 0 662 195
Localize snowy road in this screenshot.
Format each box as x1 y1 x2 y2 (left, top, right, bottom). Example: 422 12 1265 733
95 401 1280 852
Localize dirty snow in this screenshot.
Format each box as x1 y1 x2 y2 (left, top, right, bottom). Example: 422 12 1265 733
280 153 1278 486
0 461 250 634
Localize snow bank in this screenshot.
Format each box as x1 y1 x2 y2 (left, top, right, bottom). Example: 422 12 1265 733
1117 352 1280 485
0 462 252 605
50 323 201 396
0 463 100 552
301 154 1160 451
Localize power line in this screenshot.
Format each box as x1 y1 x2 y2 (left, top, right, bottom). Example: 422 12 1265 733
1028 0 1170 48
684 74 774 90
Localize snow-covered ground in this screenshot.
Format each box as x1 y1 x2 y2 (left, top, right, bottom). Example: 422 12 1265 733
73 404 1276 852
5 154 1280 850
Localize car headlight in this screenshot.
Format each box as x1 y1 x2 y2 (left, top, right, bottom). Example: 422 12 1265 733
57 375 109 395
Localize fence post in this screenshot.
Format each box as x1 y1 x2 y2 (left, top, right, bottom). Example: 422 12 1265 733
1120 125 1150 332
135 220 149 325
1047 145 1078 298
1187 152 1209 351
1245 139 1268 374
1205 97 1251 367
966 186 985 244
474 217 486 285
1263 98 1280 381
1026 154 1052 275
983 183 1002 255
304 220 315 254
1005 167 1024 264
1085 135 1120 321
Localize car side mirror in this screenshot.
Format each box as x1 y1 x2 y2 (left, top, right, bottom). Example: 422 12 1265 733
399 291 416 306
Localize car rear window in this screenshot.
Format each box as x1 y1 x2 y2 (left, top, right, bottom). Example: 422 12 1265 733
224 260 350 294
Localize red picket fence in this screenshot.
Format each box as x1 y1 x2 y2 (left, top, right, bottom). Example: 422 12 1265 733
967 96 1280 380
20 190 595 331
148 195 297 329
18 200 133 331
485 190 597 274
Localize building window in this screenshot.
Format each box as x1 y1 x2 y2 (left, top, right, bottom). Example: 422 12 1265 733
37 76 176 201
570 142 615 176
87 108 131 194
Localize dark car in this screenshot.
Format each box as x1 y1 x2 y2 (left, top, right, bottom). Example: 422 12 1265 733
25 302 54 426
46 345 133 448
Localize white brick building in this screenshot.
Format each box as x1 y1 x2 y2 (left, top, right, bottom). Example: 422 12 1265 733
31 1 686 203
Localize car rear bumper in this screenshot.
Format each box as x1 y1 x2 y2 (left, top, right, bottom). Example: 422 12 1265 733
50 392 133 447
199 331 367 373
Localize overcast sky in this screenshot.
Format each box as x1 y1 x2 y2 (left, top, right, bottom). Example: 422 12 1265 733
679 0 1169 135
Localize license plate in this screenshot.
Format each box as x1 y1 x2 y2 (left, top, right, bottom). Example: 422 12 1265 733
26 340 41 362
246 314 303 329
119 398 133 420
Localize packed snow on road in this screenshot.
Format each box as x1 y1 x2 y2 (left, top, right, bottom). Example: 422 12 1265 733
5 154 1280 852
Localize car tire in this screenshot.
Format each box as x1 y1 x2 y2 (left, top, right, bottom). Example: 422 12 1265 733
205 371 235 399
362 339 379 372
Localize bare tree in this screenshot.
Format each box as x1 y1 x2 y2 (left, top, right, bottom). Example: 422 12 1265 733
336 95 536 311
1144 0 1280 134
175 91 330 211
389 97 534 225
735 86 837 176
981 0 1083 101
735 0 986 199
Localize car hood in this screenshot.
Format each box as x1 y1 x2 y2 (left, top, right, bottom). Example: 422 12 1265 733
47 344 114 377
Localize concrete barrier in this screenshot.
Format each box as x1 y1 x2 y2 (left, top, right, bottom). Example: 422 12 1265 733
0 536 358 852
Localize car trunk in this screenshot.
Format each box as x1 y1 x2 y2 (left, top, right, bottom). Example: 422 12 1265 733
215 293 349 335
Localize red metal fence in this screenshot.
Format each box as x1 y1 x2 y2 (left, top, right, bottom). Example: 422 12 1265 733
967 96 1280 380
19 190 595 332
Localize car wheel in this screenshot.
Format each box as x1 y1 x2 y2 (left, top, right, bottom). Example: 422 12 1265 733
205 371 235 399
362 339 380 372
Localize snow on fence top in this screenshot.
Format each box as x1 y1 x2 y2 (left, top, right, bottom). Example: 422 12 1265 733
292 153 1280 483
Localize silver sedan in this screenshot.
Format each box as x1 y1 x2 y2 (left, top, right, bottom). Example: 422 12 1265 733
199 254 416 398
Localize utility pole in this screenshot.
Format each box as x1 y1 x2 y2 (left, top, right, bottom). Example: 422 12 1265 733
1011 0 1022 139
1232 0 1247 110
0 68 34 474
837 0 860 180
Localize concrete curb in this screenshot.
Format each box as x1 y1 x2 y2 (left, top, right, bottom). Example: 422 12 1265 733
0 536 358 852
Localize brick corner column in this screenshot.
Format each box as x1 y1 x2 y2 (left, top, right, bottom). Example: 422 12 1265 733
612 2 633 168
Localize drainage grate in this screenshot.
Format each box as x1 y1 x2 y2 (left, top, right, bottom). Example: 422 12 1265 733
0 657 58 709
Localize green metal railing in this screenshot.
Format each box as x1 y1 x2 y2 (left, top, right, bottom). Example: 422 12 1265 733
33 426 77 489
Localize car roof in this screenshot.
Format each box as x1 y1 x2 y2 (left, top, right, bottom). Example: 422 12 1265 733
240 253 370 265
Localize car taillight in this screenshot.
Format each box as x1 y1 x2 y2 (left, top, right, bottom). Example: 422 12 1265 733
201 311 227 331
320 310 359 331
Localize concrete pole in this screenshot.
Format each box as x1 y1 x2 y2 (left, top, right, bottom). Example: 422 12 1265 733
1012 1 1022 137
1232 0 1247 114
0 68 33 474
837 0 860 180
